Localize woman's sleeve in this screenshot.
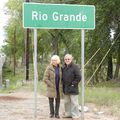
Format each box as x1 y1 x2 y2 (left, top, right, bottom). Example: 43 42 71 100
43 67 54 88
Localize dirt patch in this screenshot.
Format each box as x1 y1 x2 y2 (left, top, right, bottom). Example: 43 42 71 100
0 89 119 120
0 96 26 101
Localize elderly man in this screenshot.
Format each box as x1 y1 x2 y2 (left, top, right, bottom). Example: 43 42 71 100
62 54 81 120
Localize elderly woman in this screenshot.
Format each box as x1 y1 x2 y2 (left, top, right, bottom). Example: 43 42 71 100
43 55 62 118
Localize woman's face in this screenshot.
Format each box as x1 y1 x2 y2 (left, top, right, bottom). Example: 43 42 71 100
52 59 58 66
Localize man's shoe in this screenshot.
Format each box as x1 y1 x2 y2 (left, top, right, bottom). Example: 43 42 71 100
62 115 72 118
72 118 79 120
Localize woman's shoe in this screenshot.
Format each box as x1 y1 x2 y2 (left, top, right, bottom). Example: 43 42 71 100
55 115 60 119
50 114 54 118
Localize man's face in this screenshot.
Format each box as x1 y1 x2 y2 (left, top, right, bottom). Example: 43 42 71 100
64 55 72 65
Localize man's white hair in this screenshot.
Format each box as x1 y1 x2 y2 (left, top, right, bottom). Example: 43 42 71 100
64 54 73 60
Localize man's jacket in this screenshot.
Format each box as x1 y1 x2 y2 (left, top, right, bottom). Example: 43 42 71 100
62 63 81 95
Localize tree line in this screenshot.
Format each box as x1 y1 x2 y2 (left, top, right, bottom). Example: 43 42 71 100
2 0 120 84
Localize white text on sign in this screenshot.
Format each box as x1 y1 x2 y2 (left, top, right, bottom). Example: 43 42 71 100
32 11 87 22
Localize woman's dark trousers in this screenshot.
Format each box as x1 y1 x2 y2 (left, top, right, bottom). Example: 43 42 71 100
49 97 60 117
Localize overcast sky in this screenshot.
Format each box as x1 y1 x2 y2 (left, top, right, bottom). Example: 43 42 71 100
0 0 8 48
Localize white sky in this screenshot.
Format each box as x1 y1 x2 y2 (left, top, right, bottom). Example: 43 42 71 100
0 0 9 48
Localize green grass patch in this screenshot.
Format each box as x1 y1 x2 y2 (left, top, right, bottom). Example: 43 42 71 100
78 85 120 117
94 80 120 88
84 87 120 106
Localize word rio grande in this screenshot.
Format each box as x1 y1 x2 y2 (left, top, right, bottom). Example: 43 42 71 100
32 11 87 22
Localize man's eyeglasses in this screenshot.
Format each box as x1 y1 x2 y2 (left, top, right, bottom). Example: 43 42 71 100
65 59 71 61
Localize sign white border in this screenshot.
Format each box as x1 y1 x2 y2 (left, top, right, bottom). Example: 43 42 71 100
23 3 95 29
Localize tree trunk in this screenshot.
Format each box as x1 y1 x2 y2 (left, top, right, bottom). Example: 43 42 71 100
13 27 16 76
107 53 113 80
25 0 30 81
51 31 60 55
25 29 30 81
114 43 120 80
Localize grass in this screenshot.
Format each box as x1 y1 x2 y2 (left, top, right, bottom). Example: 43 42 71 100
84 87 120 105
78 82 120 117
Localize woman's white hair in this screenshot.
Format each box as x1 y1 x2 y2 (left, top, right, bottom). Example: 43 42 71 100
51 55 60 64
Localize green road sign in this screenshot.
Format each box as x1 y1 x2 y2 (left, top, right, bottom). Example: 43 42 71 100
23 3 95 29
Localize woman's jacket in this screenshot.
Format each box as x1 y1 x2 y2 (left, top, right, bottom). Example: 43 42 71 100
43 64 63 98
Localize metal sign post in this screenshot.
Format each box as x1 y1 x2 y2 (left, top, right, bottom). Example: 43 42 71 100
81 29 85 120
33 29 38 119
